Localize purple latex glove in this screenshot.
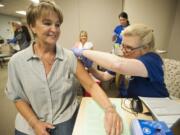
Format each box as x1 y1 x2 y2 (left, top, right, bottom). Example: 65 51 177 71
81 56 93 68
71 48 85 57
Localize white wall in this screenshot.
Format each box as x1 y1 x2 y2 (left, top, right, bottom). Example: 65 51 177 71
0 14 20 39
56 0 80 49
168 0 180 60
1 0 122 52
57 0 122 51
1 0 180 60
124 0 177 51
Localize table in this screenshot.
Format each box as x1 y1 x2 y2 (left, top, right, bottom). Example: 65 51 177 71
72 97 152 135
0 53 11 68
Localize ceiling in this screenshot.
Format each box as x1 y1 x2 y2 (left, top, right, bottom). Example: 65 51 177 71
0 0 31 18
0 0 61 18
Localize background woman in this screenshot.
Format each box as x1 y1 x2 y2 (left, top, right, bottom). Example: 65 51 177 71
74 30 93 50
112 11 130 45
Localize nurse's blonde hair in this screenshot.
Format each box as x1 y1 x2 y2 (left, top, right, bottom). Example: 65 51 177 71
122 24 155 51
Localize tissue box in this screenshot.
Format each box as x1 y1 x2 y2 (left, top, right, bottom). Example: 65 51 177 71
131 119 173 135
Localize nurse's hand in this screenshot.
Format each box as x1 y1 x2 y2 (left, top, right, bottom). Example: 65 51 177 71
81 56 93 68
71 48 85 57
104 106 123 135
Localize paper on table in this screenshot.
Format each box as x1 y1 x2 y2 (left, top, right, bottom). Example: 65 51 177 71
139 97 180 127
140 97 174 107
81 99 130 135
153 107 180 115
157 115 180 126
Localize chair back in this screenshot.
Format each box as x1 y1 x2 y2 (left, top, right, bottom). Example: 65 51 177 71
163 58 180 98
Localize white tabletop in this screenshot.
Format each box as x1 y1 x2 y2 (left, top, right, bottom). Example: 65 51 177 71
72 97 152 135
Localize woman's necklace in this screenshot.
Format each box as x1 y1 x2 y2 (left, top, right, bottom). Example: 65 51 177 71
34 45 55 66
41 55 55 65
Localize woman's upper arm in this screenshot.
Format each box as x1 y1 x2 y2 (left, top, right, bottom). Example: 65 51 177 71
76 60 93 86
75 60 95 90
132 59 148 77
115 58 148 77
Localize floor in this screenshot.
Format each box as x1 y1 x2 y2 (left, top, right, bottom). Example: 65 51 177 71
0 65 17 135
0 63 118 135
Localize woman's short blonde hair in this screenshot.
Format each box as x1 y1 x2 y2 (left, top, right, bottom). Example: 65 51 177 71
26 0 63 27
80 30 88 37
122 24 155 50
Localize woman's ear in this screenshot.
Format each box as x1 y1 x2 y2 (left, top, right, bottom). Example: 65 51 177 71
143 45 150 51
141 45 149 54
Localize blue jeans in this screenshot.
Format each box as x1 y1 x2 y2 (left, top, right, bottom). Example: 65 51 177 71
15 108 78 135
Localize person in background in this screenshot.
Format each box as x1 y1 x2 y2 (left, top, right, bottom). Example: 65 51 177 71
111 12 130 94
5 1 122 135
74 30 100 97
74 30 93 50
112 11 130 45
11 21 31 50
73 30 93 69
72 24 169 99
21 24 32 45
94 12 130 97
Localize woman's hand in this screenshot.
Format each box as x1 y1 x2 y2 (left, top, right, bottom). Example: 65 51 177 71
104 106 123 135
33 120 55 135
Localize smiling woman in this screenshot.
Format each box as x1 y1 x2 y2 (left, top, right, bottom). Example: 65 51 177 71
5 0 122 135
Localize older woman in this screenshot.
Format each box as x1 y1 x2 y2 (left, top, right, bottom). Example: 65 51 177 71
72 24 169 98
5 1 122 135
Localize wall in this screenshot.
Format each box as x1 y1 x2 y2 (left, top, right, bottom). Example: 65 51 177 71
1 0 180 60
168 0 180 60
0 14 20 39
0 0 122 51
57 0 122 51
124 0 177 51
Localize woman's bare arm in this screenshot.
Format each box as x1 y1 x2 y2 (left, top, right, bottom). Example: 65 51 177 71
83 50 148 77
75 60 122 135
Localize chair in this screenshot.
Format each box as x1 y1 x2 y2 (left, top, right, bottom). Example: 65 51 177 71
163 58 180 98
0 44 13 68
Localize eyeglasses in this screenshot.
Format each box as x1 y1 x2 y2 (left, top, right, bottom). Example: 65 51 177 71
121 98 138 116
121 43 146 53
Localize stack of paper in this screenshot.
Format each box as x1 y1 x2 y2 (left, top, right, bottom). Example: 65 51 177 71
139 97 180 127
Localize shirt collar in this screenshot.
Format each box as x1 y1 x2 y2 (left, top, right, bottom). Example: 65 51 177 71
55 44 64 60
25 42 64 61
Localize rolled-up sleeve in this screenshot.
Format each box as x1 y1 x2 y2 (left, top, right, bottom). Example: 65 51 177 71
5 58 23 102
138 52 164 82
